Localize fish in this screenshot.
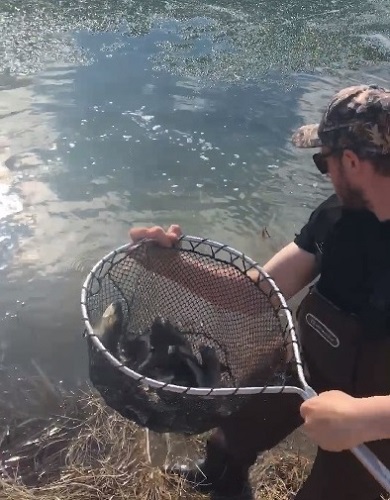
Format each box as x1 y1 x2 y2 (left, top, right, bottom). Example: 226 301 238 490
93 301 124 354
94 311 229 388
149 316 191 352
119 332 151 368
133 316 228 388
170 345 227 388
198 345 227 388
93 302 153 369
162 343 201 386
136 316 192 374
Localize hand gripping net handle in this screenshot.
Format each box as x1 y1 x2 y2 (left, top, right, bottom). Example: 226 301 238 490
302 386 390 493
80 235 390 492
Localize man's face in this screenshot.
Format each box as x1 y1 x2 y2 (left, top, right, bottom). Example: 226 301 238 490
319 147 368 210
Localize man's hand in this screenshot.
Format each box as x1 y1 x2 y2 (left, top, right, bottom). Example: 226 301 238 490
300 390 370 452
129 224 183 247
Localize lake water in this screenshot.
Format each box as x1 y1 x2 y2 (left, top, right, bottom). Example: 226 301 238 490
1 0 390 388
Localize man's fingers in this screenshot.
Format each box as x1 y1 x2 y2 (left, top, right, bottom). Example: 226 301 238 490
129 227 148 242
299 400 311 419
166 224 183 245
129 225 179 248
167 224 183 237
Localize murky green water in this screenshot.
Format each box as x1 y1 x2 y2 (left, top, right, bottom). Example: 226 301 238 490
0 0 390 387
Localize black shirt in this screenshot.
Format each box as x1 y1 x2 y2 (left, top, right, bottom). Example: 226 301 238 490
294 194 390 332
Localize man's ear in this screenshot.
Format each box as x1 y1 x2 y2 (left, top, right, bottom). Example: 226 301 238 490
342 149 362 175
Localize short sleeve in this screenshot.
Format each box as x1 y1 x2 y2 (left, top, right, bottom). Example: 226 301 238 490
294 211 318 254
294 194 342 255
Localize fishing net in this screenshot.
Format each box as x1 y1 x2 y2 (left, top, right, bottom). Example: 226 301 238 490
81 236 300 435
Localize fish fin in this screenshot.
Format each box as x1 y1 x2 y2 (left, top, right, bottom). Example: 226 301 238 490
199 346 222 388
156 345 198 387
179 351 205 387
123 336 150 365
157 373 175 384
137 351 157 374
150 316 190 352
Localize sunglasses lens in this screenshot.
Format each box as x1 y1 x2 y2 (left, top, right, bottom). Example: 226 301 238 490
313 153 328 174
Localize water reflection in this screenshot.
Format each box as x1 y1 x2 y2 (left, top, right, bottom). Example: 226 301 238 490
0 0 389 385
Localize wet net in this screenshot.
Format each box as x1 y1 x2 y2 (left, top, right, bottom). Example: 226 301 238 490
81 236 301 435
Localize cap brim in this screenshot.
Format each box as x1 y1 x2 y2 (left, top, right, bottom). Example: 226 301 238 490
291 124 322 148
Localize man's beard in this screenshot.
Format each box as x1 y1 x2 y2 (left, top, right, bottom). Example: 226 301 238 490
337 166 369 210
338 185 368 209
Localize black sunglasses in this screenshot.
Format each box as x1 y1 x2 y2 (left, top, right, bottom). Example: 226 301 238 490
312 148 385 174
312 151 334 174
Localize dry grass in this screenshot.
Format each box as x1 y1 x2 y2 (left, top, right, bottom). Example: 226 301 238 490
250 448 311 499
0 366 312 500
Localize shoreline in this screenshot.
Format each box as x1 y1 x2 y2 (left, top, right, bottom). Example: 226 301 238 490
0 367 313 499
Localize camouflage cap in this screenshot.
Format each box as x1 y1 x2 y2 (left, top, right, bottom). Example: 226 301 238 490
291 84 390 155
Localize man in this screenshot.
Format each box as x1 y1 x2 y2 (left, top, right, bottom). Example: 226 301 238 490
129 84 390 499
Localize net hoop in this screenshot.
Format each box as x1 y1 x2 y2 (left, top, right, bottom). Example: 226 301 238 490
81 235 305 397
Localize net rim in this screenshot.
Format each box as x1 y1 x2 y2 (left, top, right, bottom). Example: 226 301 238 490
80 235 303 396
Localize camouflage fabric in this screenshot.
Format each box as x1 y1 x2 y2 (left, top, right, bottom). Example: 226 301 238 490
291 84 390 155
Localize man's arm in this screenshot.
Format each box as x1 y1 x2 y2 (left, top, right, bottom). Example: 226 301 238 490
260 241 319 300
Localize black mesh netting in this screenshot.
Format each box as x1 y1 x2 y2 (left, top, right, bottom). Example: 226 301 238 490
82 237 297 435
